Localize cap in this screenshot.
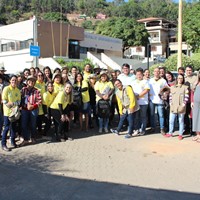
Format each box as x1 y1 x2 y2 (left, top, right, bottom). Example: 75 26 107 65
27 75 36 81
0 66 6 71
52 72 62 81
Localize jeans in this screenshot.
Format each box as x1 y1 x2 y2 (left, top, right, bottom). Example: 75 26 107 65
0 110 3 133
134 105 148 133
21 109 38 141
149 101 165 129
117 111 134 135
169 113 185 135
99 117 109 129
1 116 17 146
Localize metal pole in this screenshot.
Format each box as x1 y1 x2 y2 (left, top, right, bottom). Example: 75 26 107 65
33 16 38 68
177 0 182 70
147 44 150 69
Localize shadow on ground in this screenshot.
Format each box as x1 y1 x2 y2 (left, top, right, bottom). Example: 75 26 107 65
0 155 199 200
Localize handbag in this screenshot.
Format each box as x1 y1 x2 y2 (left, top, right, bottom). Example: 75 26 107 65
8 107 21 122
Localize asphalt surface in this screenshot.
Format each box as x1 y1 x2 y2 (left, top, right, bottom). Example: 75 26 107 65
1 125 200 200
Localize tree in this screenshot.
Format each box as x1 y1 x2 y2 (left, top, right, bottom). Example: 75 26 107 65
42 12 69 22
183 2 200 52
95 17 149 53
81 20 94 30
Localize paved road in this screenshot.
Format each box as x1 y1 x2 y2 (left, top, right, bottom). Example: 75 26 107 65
1 127 200 199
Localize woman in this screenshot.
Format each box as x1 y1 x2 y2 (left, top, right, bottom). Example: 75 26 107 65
61 67 70 85
52 73 64 93
35 71 49 136
43 66 52 83
191 74 200 142
43 81 58 139
166 71 175 87
1 75 21 151
95 71 114 133
74 73 90 131
143 69 150 80
20 75 42 146
165 74 189 140
50 83 73 141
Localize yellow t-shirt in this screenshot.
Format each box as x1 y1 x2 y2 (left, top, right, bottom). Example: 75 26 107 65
2 85 21 116
74 80 90 103
94 81 114 102
83 71 91 82
50 91 71 110
43 91 58 107
54 82 64 93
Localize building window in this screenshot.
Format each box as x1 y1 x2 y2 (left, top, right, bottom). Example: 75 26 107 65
69 40 80 59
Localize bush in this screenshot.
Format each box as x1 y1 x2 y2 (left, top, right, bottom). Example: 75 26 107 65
150 53 200 73
55 58 94 72
81 20 94 30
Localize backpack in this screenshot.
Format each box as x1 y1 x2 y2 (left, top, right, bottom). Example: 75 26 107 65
96 99 110 118
73 88 82 110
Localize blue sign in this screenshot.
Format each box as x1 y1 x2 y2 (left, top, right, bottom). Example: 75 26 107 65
30 45 40 56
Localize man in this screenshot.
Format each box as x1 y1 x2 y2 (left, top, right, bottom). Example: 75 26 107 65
68 66 78 85
118 63 135 86
83 64 92 82
20 75 42 146
184 65 198 135
110 79 136 138
131 68 150 135
149 67 168 134
0 65 9 86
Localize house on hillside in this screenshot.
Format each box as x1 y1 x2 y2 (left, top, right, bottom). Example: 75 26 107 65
126 17 190 60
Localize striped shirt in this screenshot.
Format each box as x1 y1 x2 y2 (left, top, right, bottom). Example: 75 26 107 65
21 86 42 110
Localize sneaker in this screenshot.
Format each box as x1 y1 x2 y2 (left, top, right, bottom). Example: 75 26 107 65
2 145 11 152
124 134 132 139
165 133 172 137
139 131 145 136
104 128 109 133
160 129 166 135
99 128 103 133
110 129 119 135
132 130 139 137
19 140 29 147
178 135 183 140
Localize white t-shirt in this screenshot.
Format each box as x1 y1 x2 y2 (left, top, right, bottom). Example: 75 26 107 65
118 73 135 86
149 77 168 104
131 79 150 105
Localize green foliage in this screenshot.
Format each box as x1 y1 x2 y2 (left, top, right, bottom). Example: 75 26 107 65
150 53 200 73
96 17 149 52
42 12 69 22
183 2 200 52
81 20 94 30
56 58 94 72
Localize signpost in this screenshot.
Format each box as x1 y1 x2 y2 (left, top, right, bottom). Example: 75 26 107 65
30 45 40 57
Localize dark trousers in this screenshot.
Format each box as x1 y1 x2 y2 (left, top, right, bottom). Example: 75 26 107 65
37 114 51 134
184 103 192 133
21 109 38 141
51 109 69 139
1 116 17 146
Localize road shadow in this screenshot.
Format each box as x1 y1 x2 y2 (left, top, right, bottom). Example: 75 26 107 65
0 155 200 200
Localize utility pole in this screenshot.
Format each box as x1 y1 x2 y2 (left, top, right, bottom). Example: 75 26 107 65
33 16 39 68
177 0 182 70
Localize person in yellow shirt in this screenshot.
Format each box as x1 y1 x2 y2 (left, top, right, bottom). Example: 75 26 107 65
95 71 114 133
74 73 90 131
83 63 92 82
43 81 57 136
1 75 21 151
50 83 73 141
35 71 47 136
52 72 64 93
110 79 136 139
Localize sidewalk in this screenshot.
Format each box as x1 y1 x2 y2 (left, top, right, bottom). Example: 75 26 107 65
1 128 200 199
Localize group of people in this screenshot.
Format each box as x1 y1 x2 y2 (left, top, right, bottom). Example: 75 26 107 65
0 62 200 152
